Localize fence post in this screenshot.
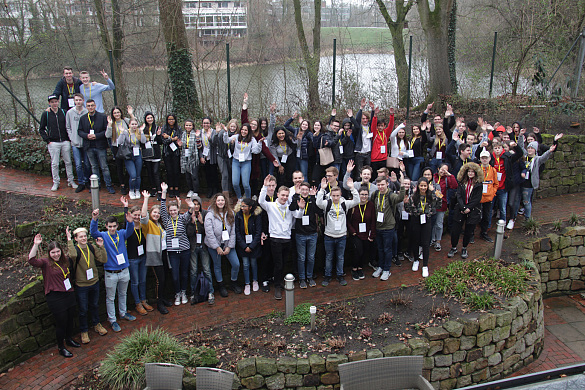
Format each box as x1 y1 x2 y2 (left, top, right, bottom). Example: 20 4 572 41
572 28 585 98
108 50 117 106
226 43 232 119
489 32 498 98
406 36 412 119
0 79 40 125
332 38 336 107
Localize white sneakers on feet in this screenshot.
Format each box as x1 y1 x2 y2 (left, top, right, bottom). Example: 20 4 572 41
252 281 259 292
422 267 429 278
372 267 383 278
187 190 194 198
51 183 59 192
134 190 141 199
174 293 181 306
68 181 78 189
506 219 515 230
181 291 188 304
412 260 420 272
380 271 391 281
244 284 251 295
128 191 136 200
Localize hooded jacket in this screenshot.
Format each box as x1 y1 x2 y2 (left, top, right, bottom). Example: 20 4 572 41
339 118 357 158
454 162 484 224
39 108 69 144
234 203 263 258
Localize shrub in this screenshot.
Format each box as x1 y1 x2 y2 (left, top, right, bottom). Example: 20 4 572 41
1 136 47 168
523 218 541 235
284 302 313 325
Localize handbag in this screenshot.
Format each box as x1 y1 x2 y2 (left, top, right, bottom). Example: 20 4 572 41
318 136 334 166
386 156 400 169
142 146 154 159
116 143 133 160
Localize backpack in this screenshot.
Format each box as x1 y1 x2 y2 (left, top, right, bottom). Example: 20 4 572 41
71 243 97 284
192 272 210 304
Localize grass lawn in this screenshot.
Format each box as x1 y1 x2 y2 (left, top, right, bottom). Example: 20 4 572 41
321 27 393 47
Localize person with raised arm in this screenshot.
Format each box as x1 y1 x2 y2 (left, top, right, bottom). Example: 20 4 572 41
117 118 146 199
66 93 90 193
343 160 376 196
224 122 263 200
346 185 376 281
352 98 374 175
141 112 164 200
370 105 396 177
78 70 115 113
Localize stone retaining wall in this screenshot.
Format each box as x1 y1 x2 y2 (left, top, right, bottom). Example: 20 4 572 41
537 134 585 198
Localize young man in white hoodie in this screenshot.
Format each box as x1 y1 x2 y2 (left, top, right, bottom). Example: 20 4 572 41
259 175 295 300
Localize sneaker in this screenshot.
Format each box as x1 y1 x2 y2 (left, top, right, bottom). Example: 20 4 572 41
208 293 215 305
174 293 181 306
351 269 360 281
412 260 419 272
307 278 316 287
187 190 194 198
422 267 429 278
128 191 136 200
469 235 475 244
393 257 402 267
357 269 365 279
190 294 198 305
219 284 229 297
372 267 383 278
506 219 515 230
274 287 282 300
252 281 259 292
244 284 251 295
94 323 108 336
135 303 147 316
481 232 494 243
299 280 307 289
230 282 242 294
430 239 436 247
75 184 86 193
337 276 347 286
380 270 391 281
107 186 116 194
111 321 121 332
461 247 469 259
181 291 188 304
68 181 78 189
121 313 136 321
518 207 525 215
447 247 457 258
134 190 141 199
398 253 405 261
157 301 169 314
51 183 59 192
322 276 331 287
435 242 442 252
81 332 90 344
405 253 414 262
261 281 270 293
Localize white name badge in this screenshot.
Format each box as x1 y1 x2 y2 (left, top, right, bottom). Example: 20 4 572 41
145 142 152 149
90 130 95 135
86 268 94 280
196 233 202 244
339 145 344 154
497 172 502 181
367 132 373 138
407 150 414 158
302 215 310 225
297 149 301 158
116 253 126 265
133 147 140 156
334 221 342 231
203 147 209 157
238 154 245 162
227 150 232 158
64 278 72 290
401 210 409 220
161 240 167 250
359 223 366 233
436 151 443 159
281 154 288 163
482 183 488 194
420 214 426 224
184 149 190 157
137 245 144 256
171 238 180 248
525 172 530 180
222 230 230 241
380 145 386 154
68 98 74 107
245 234 253 244
377 212 384 222
169 142 177 152
264 139 269 146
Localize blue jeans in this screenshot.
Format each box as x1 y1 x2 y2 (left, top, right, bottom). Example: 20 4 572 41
376 229 396 271
75 282 100 332
297 158 309 183
71 146 91 186
208 247 240 283
429 158 443 174
125 154 143 192
129 256 147 304
241 256 258 284
521 188 534 218
296 233 317 280
406 157 425 181
494 189 508 222
324 235 346 277
190 246 214 294
168 250 190 294
232 159 252 198
86 148 112 187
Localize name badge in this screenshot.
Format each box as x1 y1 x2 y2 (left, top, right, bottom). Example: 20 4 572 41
227 150 232 158
264 139 269 146
420 214 426 224
482 183 488 194
436 151 443 160
339 145 344 154
64 278 72 290
68 98 74 107
137 245 144 256
367 132 373 138
497 172 502 181
90 130 95 135
377 212 384 222
281 154 288 163
222 230 230 241
525 172 530 180
133 147 140 156
334 221 342 231
86 269 94 280
171 238 180 248
184 149 190 157
359 223 366 233
116 253 126 265
145 142 152 149
407 150 414 158
380 145 386 154
196 233 202 244
161 240 167 250
302 215 310 225
238 154 245 162
245 234 253 244
401 210 409 220
203 147 209 157
297 149 301 158
169 142 177 152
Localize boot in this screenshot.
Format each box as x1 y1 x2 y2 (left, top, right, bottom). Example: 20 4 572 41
218 282 228 298
136 303 147 316
141 300 154 311
157 300 169 315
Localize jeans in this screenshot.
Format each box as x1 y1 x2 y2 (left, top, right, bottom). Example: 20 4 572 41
431 211 446 242
47 141 75 185
104 267 130 323
168 250 190 294
493 189 508 222
354 153 371 179
186 164 200 193
521 187 534 218
208 247 240 283
296 233 317 280
190 246 214 294
75 282 100 332
71 145 91 186
429 158 443 174
129 256 147 304
406 156 425 181
480 201 494 234
508 186 522 220
232 159 252 198
297 158 309 183
217 155 230 192
125 154 143 193
241 256 258 284
376 229 396 271
324 235 346 277
144 160 161 194
86 148 113 187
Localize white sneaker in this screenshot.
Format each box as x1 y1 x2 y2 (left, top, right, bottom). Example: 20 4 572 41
252 281 259 292
244 284 251 295
192 192 198 198
134 190 141 199
422 267 429 278
372 267 383 278
187 190 194 198
412 260 420 272
51 183 59 192
68 181 78 189
380 271 391 281
506 219 515 230
181 291 188 304
174 293 181 306
129 191 136 200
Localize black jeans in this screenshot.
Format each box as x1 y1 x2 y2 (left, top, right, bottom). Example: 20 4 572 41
164 153 181 189
203 163 218 194
186 164 200 193
451 214 476 248
151 265 167 302
111 146 127 186
410 219 432 266
144 160 161 194
348 235 374 268
271 238 291 289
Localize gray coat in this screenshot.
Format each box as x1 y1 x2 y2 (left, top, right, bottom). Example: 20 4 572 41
204 210 236 249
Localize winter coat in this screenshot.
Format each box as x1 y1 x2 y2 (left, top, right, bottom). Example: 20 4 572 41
234 204 263 259
204 209 236 249
453 163 484 224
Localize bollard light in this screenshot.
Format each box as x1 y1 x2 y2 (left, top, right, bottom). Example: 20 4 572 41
493 219 506 259
90 174 100 211
284 273 295 319
310 305 317 332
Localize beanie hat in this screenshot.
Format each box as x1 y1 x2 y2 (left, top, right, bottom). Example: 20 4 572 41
527 141 538 151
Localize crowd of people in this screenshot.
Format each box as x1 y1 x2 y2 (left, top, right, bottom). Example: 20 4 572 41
31 67 563 358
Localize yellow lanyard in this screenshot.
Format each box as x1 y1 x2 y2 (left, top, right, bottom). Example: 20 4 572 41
67 84 75 95
525 156 534 169
108 233 120 253
243 213 250 235
87 114 94 129
378 192 386 212
186 133 190 148
269 195 274 202
83 84 92 99
438 138 444 149
376 130 386 144
203 132 209 147
421 199 427 214
303 198 309 215
410 137 417 149
131 131 137 145
134 228 142 243
277 205 286 220
171 217 178 237
241 141 247 153
333 202 340 220
78 245 91 268
281 143 287 154
220 212 227 230
358 203 367 222
54 262 70 279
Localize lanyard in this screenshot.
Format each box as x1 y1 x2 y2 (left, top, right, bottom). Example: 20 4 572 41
243 213 250 235
495 155 502 171
240 141 247 153
332 202 340 219
83 84 92 99
281 143 287 154
376 130 386 145
525 156 534 169
87 114 94 129
131 131 138 145
54 262 70 279
466 182 473 203
303 197 309 215
358 203 367 222
186 133 190 148
277 205 286 220
269 195 274 202
78 245 91 268
378 192 386 212
421 198 427 214
108 232 120 253
171 217 178 237
410 137 417 149
134 228 142 243
67 83 75 95
220 212 227 230
438 138 444 150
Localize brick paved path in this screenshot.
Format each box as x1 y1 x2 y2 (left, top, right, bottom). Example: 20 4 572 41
0 166 583 389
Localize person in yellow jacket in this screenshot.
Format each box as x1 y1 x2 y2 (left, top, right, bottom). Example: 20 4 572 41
478 150 499 242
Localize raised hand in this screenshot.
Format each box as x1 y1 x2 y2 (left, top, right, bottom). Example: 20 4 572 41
426 102 434 112
360 98 366 109
292 111 298 119
96 237 104 247
100 69 108 79
270 103 276 114
309 186 317 196
533 126 540 134
374 107 380 116
125 212 133 223
142 190 151 198
554 133 563 141
297 198 306 209
215 123 222 133
368 100 375 110
92 209 100 220
120 196 128 208
550 144 557 152
161 182 168 192
185 197 194 209
243 92 248 103
127 105 134 116
389 107 395 115
66 226 72 241
107 116 113 126
347 108 353 117
331 108 336 117
347 177 354 190
347 159 355 173
320 177 327 190
263 175 272 187
33 233 42 246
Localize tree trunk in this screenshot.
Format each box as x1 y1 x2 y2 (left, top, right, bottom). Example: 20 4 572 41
158 0 202 119
448 0 458 94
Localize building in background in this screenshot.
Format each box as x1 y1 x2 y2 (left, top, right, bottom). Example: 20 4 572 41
183 0 247 38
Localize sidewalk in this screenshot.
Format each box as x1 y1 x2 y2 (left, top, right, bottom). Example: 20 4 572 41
0 166 584 389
